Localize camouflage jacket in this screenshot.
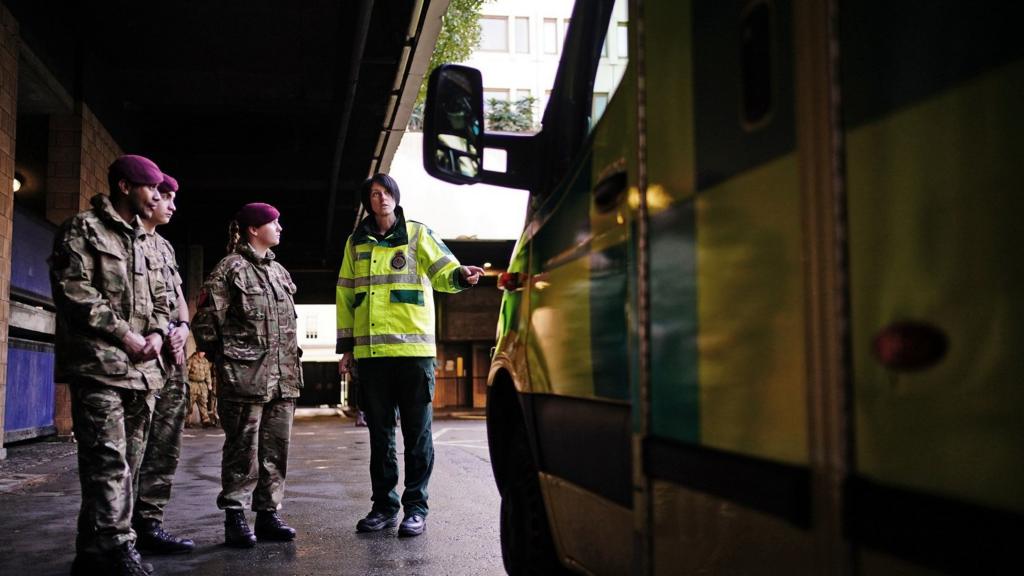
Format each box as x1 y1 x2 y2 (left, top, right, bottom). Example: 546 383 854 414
49 194 171 390
154 232 186 379
193 243 303 402
186 353 212 388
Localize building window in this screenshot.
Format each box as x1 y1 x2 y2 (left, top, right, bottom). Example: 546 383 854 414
543 18 558 54
515 17 530 53
480 16 509 52
617 22 628 58
593 92 609 124
305 315 319 340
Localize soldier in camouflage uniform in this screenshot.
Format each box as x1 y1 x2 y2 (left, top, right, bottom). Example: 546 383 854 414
132 173 196 555
186 351 213 427
193 202 303 548
50 155 171 576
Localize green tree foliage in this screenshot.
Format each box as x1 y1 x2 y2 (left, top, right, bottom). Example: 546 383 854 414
486 97 537 132
410 0 487 131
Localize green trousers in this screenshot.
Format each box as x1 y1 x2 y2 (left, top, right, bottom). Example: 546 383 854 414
358 357 436 517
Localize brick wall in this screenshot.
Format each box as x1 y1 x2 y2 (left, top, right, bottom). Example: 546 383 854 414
80 106 121 204
0 3 19 458
46 105 122 225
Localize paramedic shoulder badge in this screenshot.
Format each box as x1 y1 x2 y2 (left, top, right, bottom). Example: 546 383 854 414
390 250 407 270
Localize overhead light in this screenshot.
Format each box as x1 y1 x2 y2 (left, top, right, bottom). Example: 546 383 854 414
12 173 23 193
483 262 492 269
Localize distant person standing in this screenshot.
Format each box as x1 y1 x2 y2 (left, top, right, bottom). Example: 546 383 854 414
186 351 214 428
193 203 302 548
336 173 484 537
132 173 196 554
50 155 171 575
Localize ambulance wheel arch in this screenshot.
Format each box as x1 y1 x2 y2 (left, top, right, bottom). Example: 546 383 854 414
487 371 566 574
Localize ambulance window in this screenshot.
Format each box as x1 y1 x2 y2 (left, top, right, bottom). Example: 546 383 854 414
589 0 629 131
740 1 773 128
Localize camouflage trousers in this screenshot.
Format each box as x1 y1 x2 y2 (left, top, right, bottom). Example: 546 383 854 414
133 371 188 523
71 383 156 553
216 397 295 511
189 380 211 425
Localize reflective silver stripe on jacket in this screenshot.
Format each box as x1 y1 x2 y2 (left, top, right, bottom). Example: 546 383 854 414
427 255 455 278
353 273 422 287
407 223 420 274
337 328 353 339
337 277 355 288
356 252 371 260
354 333 435 346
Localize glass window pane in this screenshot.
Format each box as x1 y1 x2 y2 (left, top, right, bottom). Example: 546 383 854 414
515 17 530 53
543 18 558 54
480 16 509 52
590 0 629 132
593 93 609 121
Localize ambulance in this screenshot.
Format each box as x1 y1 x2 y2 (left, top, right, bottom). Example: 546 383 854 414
422 0 1023 573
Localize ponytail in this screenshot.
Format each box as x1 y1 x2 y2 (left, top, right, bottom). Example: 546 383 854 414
226 220 242 254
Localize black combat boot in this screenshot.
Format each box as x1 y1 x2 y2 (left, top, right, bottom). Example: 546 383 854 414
135 518 195 554
224 509 257 548
71 545 153 576
108 543 153 576
254 510 297 541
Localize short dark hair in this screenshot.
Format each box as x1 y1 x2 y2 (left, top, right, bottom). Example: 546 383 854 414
360 173 401 213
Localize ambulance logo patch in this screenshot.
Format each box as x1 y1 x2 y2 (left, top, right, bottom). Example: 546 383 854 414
390 250 407 270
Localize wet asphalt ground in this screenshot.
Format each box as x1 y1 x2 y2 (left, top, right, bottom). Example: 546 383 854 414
0 412 503 575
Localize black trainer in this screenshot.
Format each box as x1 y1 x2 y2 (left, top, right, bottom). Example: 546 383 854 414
355 510 399 532
135 519 195 554
398 513 426 537
224 509 256 548
255 511 297 541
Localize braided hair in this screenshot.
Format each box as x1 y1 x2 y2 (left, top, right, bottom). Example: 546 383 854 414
226 220 243 254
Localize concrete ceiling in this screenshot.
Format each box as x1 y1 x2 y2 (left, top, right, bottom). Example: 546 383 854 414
8 0 448 302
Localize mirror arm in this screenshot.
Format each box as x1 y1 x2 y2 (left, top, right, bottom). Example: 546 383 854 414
479 132 540 190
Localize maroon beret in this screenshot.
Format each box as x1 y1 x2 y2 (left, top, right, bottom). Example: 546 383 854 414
235 203 280 228
158 173 179 194
109 155 163 186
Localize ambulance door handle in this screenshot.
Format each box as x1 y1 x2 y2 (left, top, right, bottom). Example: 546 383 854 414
593 170 628 212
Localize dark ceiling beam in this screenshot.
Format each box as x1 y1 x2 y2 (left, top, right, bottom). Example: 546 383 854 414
181 178 329 192
322 0 376 265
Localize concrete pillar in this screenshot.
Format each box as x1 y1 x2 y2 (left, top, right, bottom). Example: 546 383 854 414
0 3 19 459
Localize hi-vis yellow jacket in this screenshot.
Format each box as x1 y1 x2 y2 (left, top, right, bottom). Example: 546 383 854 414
336 207 466 359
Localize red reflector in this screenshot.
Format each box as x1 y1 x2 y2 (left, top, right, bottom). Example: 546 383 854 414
498 272 521 291
872 322 948 372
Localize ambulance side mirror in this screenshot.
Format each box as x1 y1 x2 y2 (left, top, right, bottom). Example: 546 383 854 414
423 65 484 184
